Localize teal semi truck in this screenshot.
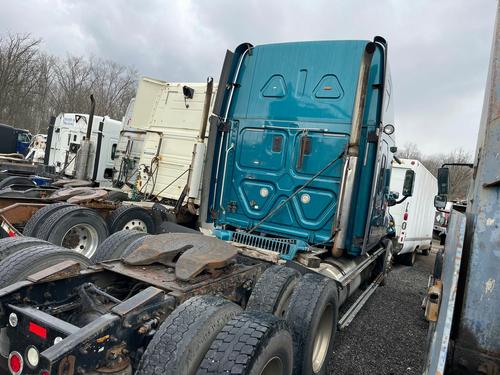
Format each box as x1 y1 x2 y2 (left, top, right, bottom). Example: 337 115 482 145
0 37 414 375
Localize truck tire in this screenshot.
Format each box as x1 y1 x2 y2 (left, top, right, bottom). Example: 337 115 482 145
0 236 48 261
397 250 416 266
0 244 91 287
198 311 293 375
23 202 73 237
107 205 155 234
433 249 444 280
0 176 35 189
37 206 109 259
92 230 149 263
284 272 338 375
439 233 446 246
247 265 300 317
136 295 242 375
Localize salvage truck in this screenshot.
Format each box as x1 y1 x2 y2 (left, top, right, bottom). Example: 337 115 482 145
0 37 415 375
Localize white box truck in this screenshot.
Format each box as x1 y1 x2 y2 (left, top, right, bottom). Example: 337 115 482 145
389 158 437 265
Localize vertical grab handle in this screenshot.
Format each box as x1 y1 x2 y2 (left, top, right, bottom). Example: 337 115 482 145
296 133 311 171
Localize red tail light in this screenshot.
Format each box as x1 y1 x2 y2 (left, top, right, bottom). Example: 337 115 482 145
40 371 50 375
29 321 47 339
8 351 23 375
403 212 408 221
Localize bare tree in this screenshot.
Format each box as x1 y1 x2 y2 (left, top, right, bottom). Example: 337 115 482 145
423 148 473 200
398 142 473 201
398 142 422 160
0 33 43 127
0 32 138 135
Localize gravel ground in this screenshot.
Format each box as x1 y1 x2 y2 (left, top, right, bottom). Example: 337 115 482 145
329 246 437 375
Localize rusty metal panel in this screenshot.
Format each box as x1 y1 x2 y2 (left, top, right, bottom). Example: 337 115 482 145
425 3 500 374
26 260 82 283
424 211 466 375
101 255 264 306
111 286 165 317
450 2 500 371
0 202 45 225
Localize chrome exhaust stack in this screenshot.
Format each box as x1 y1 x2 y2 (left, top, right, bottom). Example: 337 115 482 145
332 42 376 257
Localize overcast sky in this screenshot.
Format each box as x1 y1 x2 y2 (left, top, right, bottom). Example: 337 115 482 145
1 0 496 155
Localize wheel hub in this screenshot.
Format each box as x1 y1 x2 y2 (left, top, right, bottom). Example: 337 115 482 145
62 224 99 258
312 304 334 373
123 219 147 232
260 356 284 375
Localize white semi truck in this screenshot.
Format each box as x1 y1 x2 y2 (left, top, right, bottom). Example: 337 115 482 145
389 158 437 265
112 77 217 223
130 77 217 204
46 112 122 186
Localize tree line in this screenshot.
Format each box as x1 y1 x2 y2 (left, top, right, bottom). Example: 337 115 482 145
398 142 473 201
0 34 473 199
0 33 137 134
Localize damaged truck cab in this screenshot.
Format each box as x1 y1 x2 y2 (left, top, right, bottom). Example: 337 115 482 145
0 37 413 375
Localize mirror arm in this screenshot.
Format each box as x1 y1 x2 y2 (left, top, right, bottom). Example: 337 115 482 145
394 195 409 205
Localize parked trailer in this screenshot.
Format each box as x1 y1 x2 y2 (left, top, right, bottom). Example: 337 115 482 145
389 158 437 265
0 37 415 375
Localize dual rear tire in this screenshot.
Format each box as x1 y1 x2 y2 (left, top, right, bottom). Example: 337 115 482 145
248 266 339 375
138 267 338 375
137 295 294 375
22 203 155 259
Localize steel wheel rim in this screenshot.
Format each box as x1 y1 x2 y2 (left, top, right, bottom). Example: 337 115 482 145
312 304 334 373
123 219 147 232
62 223 99 258
260 356 284 375
276 283 296 318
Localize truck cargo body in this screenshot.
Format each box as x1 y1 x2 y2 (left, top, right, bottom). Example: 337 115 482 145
389 159 436 255
47 113 122 186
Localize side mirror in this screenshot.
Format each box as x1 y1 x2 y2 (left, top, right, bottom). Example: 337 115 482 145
402 170 415 197
434 194 447 210
386 191 400 207
437 168 449 195
389 191 399 200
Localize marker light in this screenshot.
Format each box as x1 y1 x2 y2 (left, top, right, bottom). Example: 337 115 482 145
383 124 395 135
26 346 40 367
29 322 47 340
8 313 18 327
8 351 23 375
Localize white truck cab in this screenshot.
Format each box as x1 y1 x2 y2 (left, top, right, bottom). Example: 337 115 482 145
48 113 122 186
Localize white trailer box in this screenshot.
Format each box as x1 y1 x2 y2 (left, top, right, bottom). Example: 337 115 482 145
129 77 217 202
48 113 122 186
389 158 437 265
